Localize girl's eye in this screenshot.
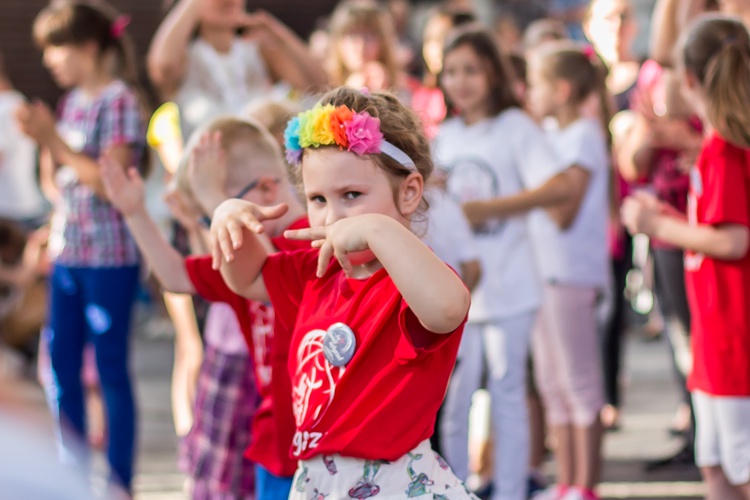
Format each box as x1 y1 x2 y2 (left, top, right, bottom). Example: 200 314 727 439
344 191 362 200
309 195 326 204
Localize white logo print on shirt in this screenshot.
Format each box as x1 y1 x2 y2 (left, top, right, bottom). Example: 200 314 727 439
293 329 345 430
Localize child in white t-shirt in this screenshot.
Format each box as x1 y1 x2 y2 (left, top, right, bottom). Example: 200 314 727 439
434 29 576 500
148 0 325 141
0 51 46 227
421 180 482 478
524 43 611 500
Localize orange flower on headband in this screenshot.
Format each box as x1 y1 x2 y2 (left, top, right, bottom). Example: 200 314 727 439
330 105 353 149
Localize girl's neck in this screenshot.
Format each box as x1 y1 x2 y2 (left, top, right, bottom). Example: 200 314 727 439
0 77 12 92
553 104 582 129
199 25 235 53
78 67 115 97
461 106 489 126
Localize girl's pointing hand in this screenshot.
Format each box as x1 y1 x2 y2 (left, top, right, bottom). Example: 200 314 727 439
210 199 288 268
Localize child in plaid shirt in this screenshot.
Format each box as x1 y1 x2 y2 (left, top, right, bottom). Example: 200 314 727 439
16 1 146 495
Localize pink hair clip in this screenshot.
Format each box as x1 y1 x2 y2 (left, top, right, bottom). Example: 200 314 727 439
582 45 597 61
110 14 131 39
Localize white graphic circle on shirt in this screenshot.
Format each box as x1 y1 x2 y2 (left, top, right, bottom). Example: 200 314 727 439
444 156 504 235
323 323 356 367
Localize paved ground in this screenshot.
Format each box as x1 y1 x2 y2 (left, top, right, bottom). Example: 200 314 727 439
1 319 704 500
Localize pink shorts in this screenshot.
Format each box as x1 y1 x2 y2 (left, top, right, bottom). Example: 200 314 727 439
532 284 605 426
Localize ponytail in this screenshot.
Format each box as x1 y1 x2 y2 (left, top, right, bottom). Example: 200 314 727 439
703 40 750 148
534 42 613 144
681 15 750 148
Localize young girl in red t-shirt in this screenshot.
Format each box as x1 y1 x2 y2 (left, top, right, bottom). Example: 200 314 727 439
622 15 750 500
210 87 476 498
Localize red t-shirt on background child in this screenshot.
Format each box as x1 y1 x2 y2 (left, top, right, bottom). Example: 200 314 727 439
185 216 309 477
685 133 750 396
262 248 465 461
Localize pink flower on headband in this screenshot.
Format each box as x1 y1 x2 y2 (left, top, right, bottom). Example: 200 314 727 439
345 112 383 155
110 14 131 39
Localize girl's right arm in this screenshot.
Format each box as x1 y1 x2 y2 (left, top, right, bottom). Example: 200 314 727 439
39 147 60 203
210 199 289 302
462 167 586 230
101 154 196 294
147 0 202 98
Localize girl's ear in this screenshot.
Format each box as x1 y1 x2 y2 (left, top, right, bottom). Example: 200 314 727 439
682 69 699 91
555 78 573 105
83 40 99 58
399 172 424 216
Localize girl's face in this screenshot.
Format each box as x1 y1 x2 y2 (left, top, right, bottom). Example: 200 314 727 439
422 15 452 76
301 148 412 228
338 26 383 73
719 0 750 17
526 59 560 119
585 0 637 63
199 0 245 29
43 43 97 88
441 44 492 118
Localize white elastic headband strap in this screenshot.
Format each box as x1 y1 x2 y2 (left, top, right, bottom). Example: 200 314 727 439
381 141 416 171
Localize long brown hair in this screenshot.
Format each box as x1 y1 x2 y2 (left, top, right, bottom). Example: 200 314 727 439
441 28 521 118
681 14 750 148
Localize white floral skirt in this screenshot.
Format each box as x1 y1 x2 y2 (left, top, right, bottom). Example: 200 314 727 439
288 440 478 499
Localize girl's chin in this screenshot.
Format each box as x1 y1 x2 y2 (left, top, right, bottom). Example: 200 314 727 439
348 249 376 266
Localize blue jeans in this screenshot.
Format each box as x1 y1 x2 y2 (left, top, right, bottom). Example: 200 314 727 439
45 264 139 490
255 465 294 500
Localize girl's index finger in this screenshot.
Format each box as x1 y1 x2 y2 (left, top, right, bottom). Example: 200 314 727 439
284 227 327 241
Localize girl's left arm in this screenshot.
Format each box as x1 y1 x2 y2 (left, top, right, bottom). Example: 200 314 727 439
622 191 750 260
46 136 133 198
462 166 587 229
651 218 748 259
16 100 133 198
287 214 470 334
368 218 470 333
250 11 328 93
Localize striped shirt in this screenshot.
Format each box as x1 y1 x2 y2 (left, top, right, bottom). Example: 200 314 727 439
48 80 146 267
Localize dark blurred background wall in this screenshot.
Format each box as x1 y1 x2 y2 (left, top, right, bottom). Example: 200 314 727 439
0 0 338 105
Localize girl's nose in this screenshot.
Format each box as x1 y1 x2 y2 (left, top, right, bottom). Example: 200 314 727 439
324 205 343 226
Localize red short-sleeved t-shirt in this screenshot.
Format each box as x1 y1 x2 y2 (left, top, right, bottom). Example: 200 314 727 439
262 248 465 461
685 133 750 396
184 217 309 476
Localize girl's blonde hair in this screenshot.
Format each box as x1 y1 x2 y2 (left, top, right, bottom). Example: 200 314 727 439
175 116 284 216
244 99 300 140
310 87 434 216
681 14 750 148
326 0 400 87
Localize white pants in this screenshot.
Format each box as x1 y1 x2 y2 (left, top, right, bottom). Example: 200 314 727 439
692 390 750 486
440 313 535 500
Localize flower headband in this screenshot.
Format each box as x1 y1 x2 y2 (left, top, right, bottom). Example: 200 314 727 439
283 104 416 170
